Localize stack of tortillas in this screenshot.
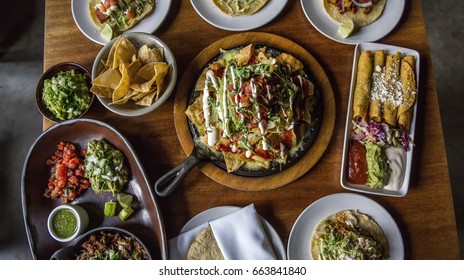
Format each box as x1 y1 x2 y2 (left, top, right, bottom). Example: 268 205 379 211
169 204 276 260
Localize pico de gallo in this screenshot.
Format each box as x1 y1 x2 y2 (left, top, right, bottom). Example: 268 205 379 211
44 141 90 203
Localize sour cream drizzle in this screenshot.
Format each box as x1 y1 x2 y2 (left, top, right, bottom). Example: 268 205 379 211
250 78 268 150
203 70 219 146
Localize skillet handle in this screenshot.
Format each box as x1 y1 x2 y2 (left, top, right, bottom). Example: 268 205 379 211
154 152 202 197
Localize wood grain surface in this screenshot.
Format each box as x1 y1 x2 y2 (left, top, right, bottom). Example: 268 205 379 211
43 0 459 259
173 32 335 191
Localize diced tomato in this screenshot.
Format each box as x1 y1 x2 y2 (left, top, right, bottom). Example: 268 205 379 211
217 143 232 153
254 148 274 160
213 67 224 78
247 55 257 65
104 1 111 8
43 141 89 203
67 157 79 169
127 10 135 19
109 0 117 6
282 129 294 149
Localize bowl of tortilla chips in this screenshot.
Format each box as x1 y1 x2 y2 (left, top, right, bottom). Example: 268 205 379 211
91 32 177 117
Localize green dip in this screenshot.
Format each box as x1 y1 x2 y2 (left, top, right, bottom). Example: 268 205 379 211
52 208 77 238
365 142 391 188
42 69 91 121
84 139 129 195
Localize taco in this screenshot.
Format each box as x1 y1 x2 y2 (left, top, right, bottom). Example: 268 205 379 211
323 0 387 27
212 0 269 16
310 210 389 260
89 0 154 33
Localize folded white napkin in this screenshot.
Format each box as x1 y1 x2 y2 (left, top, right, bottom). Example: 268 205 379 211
169 204 276 260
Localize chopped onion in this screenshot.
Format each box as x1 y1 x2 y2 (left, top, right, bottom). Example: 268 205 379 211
341 0 345 12
352 0 373 8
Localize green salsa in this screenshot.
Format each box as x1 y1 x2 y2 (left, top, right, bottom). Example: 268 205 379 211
52 208 77 238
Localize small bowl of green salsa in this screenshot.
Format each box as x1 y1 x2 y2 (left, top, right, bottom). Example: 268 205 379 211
36 62 94 123
47 204 89 242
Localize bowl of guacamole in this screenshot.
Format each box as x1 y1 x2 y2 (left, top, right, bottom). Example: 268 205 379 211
36 62 94 122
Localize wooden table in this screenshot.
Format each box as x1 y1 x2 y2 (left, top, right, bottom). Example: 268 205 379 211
43 0 459 259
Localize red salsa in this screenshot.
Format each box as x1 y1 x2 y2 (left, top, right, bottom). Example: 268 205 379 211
346 140 368 184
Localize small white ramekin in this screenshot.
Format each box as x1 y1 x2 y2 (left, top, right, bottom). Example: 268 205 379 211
47 204 89 243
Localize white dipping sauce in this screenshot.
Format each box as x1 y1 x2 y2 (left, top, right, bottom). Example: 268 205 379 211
384 147 406 191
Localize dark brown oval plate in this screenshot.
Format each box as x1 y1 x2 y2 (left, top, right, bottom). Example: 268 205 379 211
21 118 167 259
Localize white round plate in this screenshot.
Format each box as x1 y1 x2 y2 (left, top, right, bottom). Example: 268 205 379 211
287 193 404 260
300 0 405 44
182 206 286 260
72 0 172 45
190 0 287 31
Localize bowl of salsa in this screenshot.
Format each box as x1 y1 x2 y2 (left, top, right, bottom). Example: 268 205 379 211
47 204 89 243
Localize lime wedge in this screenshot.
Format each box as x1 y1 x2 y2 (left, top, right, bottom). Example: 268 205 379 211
339 21 355 38
117 193 133 209
104 201 117 217
119 207 134 221
100 24 113 41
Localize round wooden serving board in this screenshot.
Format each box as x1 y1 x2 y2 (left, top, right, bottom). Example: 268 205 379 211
173 32 335 191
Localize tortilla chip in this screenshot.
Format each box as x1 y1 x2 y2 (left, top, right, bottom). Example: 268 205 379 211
276 53 303 72
136 62 158 81
187 226 225 260
105 36 121 69
90 84 113 99
135 91 157 106
223 151 246 173
112 36 136 70
138 45 164 64
92 68 122 89
237 44 254 66
112 63 131 102
109 88 140 105
153 63 169 95
127 60 143 82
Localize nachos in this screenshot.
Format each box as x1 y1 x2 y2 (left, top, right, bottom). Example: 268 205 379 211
186 44 317 173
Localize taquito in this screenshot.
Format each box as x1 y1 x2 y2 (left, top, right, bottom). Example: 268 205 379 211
368 50 386 122
353 51 373 120
383 52 402 126
398 56 417 129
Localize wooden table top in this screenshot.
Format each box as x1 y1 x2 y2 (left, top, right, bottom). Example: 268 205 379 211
43 0 459 259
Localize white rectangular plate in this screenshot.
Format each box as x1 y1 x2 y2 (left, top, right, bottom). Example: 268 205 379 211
340 42 420 197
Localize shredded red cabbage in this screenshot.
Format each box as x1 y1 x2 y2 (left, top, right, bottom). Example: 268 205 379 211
352 118 413 151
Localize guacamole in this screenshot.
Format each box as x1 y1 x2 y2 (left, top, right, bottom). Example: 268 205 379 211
84 139 129 195
42 70 91 120
365 142 390 188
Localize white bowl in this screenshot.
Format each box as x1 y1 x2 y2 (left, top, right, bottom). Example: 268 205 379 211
47 204 89 243
92 32 177 117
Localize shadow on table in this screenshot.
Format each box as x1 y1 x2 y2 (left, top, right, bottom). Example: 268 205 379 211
0 0 35 59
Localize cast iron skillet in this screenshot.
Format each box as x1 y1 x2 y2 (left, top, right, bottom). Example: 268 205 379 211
154 44 322 197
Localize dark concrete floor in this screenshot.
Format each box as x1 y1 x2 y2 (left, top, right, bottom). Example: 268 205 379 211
0 0 462 259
